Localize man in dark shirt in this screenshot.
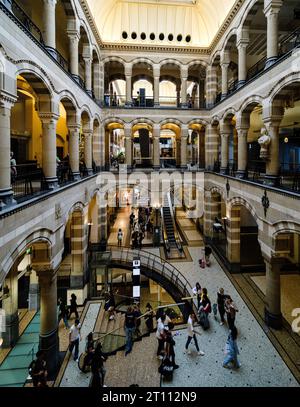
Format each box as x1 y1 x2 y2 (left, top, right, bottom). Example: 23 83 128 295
124 306 136 356
29 351 48 387
58 298 69 329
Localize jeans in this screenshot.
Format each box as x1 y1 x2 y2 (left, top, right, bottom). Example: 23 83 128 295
58 315 69 328
157 338 165 356
218 306 225 323
69 338 80 360
125 327 135 353
223 353 241 368
185 335 199 352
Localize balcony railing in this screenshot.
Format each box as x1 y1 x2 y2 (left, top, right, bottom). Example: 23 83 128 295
11 163 48 202
0 0 97 104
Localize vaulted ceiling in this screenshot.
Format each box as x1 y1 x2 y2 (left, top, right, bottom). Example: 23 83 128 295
85 0 237 47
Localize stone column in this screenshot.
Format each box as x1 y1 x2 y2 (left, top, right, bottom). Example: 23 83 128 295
93 62 101 101
84 130 93 175
181 66 188 108
99 124 105 170
68 124 81 181
43 0 57 56
153 65 160 107
37 268 59 374
264 256 283 329
152 124 160 170
92 124 101 171
28 269 40 311
220 121 231 174
180 125 188 170
237 43 249 88
205 124 219 170
236 127 248 178
2 267 19 347
124 124 132 169
206 65 218 108
84 57 92 95
40 113 59 189
98 191 108 243
0 98 16 209
67 31 80 78
263 117 282 186
125 64 133 106
221 60 230 100
264 0 283 68
71 211 86 289
199 78 205 108
226 206 241 265
176 83 181 107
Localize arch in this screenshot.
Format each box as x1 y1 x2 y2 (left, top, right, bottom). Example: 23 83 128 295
80 105 93 120
268 72 300 104
211 115 220 126
60 0 76 17
93 114 101 126
160 59 182 69
130 117 155 127
239 95 264 114
211 51 221 66
187 118 208 127
159 118 183 127
102 56 127 66
131 57 155 68
228 196 260 224
240 0 264 29
102 117 125 127
58 91 79 110
16 66 55 96
79 20 92 46
222 107 236 120
187 60 208 70
0 230 54 282
222 29 238 51
207 185 226 201
159 75 179 85
272 221 300 238
62 201 86 228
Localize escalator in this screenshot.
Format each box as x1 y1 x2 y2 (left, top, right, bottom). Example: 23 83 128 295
161 193 184 258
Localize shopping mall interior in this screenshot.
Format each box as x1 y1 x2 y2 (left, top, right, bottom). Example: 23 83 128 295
0 0 300 389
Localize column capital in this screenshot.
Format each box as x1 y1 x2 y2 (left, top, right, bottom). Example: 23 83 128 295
264 0 283 16
181 124 189 133
124 63 133 76
43 0 57 6
39 112 59 124
153 64 160 77
0 94 17 109
34 265 55 279
153 123 160 132
67 30 80 41
220 50 230 65
262 115 283 128
219 121 231 134
237 26 249 45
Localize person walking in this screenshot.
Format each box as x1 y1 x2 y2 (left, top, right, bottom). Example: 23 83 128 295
29 350 48 387
192 282 202 309
223 326 241 369
58 297 69 329
81 332 94 373
133 303 142 336
217 288 228 326
117 228 123 247
69 319 81 362
225 297 239 330
124 306 136 356
165 329 179 369
91 343 107 388
156 314 168 359
204 246 212 266
68 293 79 320
144 303 154 332
184 313 205 356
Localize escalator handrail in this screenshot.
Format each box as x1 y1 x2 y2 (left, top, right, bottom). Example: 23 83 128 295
166 192 183 253
160 206 171 252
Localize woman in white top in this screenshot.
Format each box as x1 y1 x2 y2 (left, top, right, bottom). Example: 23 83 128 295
185 313 205 356
155 313 171 359
117 229 123 247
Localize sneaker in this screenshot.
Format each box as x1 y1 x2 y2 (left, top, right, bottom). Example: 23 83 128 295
157 355 163 360
220 322 224 326
198 351 205 356
173 364 179 369
187 349 191 355
75 358 79 362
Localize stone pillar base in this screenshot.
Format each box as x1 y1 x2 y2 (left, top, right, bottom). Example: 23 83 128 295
2 311 19 347
0 188 16 209
220 167 228 175
125 101 132 107
265 57 278 69
236 170 246 179
264 308 282 330
154 102 160 107
86 90 93 97
221 93 227 101
153 165 160 171
72 172 81 181
263 175 279 187
45 177 58 190
237 80 246 89
180 165 188 171
86 168 93 176
39 329 59 374
71 74 81 84
181 103 188 108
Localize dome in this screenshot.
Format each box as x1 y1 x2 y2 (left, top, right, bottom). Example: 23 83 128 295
85 0 237 47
